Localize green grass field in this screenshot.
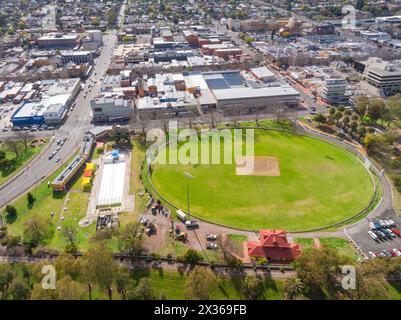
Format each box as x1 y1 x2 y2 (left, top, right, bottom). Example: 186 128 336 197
150 129 374 231
0 140 47 185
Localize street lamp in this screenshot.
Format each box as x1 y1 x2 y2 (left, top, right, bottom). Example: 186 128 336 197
183 172 193 220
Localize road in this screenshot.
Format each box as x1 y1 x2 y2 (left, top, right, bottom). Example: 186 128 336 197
0 1 126 209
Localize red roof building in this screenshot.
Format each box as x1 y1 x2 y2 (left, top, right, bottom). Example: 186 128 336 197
246 230 301 263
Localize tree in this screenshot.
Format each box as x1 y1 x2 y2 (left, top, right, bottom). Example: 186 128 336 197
118 222 143 257
333 111 343 125
9 277 31 300
61 224 78 252
81 243 117 300
283 276 304 300
292 247 349 298
22 215 53 249
364 133 386 155
313 113 327 125
54 253 81 280
15 131 33 151
367 99 386 123
27 192 35 208
354 96 368 117
127 278 155 300
0 264 14 300
4 205 17 223
56 275 85 300
242 275 264 299
30 282 57 300
183 249 204 264
3 138 20 157
185 266 216 300
115 269 131 300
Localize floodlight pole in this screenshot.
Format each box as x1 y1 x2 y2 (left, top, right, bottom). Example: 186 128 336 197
184 172 193 220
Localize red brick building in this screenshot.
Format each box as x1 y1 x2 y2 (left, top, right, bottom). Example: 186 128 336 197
246 230 301 263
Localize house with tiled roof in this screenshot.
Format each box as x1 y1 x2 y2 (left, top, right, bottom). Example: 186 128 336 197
245 229 301 263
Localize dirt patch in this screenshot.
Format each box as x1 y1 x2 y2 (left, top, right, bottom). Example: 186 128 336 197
30 139 46 148
235 156 280 176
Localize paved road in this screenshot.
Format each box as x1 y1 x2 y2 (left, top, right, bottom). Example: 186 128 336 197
0 2 126 209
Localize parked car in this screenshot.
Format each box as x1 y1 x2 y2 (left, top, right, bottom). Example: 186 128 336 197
373 221 381 230
206 234 217 241
391 228 401 236
385 217 395 227
374 230 386 240
392 249 401 257
206 242 218 250
368 230 378 241
379 220 387 228
185 220 199 228
382 249 392 257
385 229 396 238
390 250 397 257
368 251 377 259
369 222 376 230
55 157 60 163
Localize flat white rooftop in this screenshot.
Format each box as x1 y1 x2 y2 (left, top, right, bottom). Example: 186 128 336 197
97 160 126 207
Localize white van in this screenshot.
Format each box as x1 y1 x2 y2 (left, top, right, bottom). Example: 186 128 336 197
176 209 187 222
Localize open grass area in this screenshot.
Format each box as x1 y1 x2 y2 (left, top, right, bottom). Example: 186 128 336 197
150 129 374 231
0 139 47 185
294 237 315 251
319 237 358 261
130 268 285 300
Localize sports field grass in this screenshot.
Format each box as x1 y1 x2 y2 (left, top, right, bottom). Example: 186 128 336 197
150 129 374 231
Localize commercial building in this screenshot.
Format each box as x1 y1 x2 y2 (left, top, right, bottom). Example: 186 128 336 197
61 50 94 64
37 33 80 49
10 78 80 126
320 78 347 104
90 92 134 122
362 58 401 96
202 71 299 114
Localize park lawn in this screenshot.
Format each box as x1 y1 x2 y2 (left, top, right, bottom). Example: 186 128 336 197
48 190 93 251
319 237 358 261
151 129 374 231
0 140 47 185
130 140 149 214
294 237 315 251
130 268 285 300
382 282 401 300
5 152 95 251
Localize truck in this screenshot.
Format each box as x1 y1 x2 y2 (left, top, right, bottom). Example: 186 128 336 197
176 209 187 222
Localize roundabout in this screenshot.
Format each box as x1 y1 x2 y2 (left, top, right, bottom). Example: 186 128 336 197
146 128 376 232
